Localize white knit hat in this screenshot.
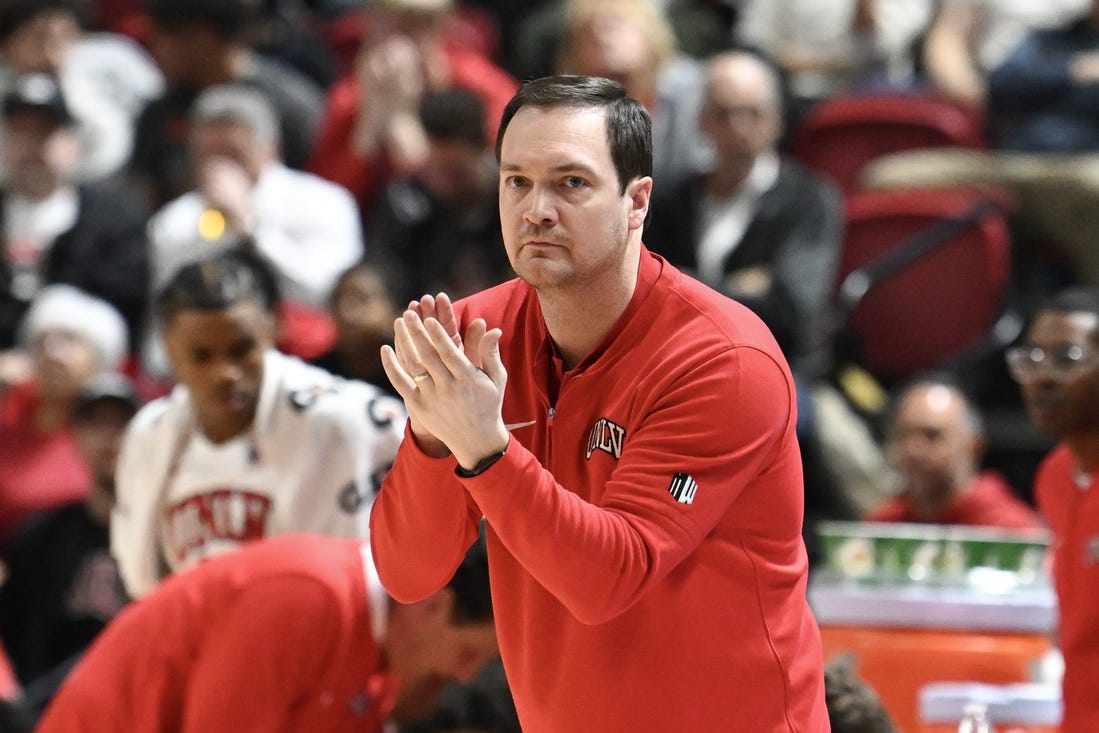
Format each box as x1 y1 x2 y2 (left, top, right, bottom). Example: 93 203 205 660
19 284 129 371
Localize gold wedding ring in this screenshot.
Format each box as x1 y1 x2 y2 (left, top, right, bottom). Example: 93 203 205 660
413 372 431 383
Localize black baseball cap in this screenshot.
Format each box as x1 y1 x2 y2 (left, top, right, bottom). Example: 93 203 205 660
74 373 141 421
3 73 74 125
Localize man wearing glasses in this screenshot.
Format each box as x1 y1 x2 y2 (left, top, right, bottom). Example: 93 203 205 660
1007 286 1099 733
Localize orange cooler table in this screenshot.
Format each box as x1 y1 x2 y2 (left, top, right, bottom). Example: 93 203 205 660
811 579 1057 733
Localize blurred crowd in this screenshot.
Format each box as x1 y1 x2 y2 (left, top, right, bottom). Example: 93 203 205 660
2 0 1099 730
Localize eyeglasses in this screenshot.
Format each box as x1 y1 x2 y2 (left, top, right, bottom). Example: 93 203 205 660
1005 344 1099 382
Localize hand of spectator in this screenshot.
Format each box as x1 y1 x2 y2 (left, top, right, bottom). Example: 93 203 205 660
353 35 429 164
0 348 31 389
724 266 774 298
1070 51 1099 85
197 157 257 234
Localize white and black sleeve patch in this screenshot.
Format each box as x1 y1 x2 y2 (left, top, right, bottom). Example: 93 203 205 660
668 473 698 504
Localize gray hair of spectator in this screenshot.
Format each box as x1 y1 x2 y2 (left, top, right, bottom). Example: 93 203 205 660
155 245 280 326
190 84 280 148
495 75 652 195
19 284 129 371
887 373 985 440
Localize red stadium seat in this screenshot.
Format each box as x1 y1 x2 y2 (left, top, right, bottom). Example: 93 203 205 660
833 187 1013 385
793 95 987 193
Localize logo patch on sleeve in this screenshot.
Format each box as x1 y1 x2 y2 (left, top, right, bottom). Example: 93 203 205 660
668 473 698 504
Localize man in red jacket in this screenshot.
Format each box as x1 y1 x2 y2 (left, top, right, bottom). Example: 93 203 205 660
371 75 829 732
1010 287 1099 733
868 376 1044 528
36 533 498 732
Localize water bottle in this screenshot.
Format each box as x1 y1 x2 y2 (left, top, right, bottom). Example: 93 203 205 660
957 701 996 733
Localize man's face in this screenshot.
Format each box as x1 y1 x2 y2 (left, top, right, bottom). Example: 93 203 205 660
30 327 99 401
422 138 491 208
700 57 782 166
498 105 650 293
886 385 978 500
384 593 499 722
333 266 397 347
0 11 79 74
74 400 135 492
190 120 270 183
1015 311 1099 437
1 109 79 198
162 302 274 443
568 6 653 83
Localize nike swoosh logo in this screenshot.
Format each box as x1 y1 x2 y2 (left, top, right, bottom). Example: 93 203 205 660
504 420 537 431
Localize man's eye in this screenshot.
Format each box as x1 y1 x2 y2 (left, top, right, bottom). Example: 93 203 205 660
563 176 586 188
1054 345 1086 367
505 176 529 188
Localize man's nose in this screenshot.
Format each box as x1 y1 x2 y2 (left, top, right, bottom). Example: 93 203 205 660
523 186 558 227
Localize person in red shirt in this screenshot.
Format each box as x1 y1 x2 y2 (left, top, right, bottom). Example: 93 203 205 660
35 532 499 733
370 75 829 732
307 0 517 213
867 376 1044 528
0 284 129 552
1009 287 1099 733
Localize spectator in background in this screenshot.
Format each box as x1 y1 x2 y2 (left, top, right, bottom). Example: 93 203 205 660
0 73 149 350
145 83 362 366
735 0 933 117
0 285 128 553
922 0 1090 109
365 88 512 304
987 0 1099 151
554 0 709 187
112 250 405 599
868 376 1044 528
647 49 842 379
0 372 138 723
1010 287 1099 733
0 0 162 184
132 0 324 208
308 0 517 214
311 259 405 394
37 533 499 733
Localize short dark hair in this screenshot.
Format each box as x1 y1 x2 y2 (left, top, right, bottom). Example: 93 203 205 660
1025 286 1099 347
420 88 486 147
494 75 652 195
0 0 83 44
824 657 897 733
146 0 258 39
155 244 280 325
446 524 492 625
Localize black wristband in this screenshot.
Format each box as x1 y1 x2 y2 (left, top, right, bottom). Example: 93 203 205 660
455 447 507 478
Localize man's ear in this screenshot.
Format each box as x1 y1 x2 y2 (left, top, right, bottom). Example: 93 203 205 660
627 176 653 231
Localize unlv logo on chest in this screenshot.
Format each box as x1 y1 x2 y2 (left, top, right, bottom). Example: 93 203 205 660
586 418 626 460
164 489 273 562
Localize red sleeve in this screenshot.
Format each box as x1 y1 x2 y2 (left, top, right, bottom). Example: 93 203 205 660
369 423 484 603
180 578 342 733
463 346 793 625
